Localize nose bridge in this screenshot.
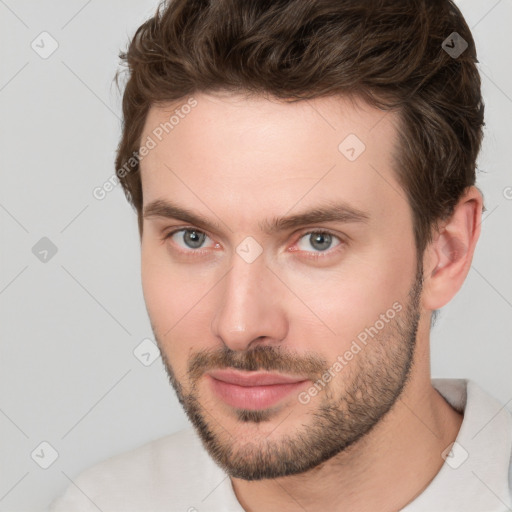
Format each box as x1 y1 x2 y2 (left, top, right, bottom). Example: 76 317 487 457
211 250 287 350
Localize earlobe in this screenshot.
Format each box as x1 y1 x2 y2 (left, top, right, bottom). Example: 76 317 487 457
422 186 483 310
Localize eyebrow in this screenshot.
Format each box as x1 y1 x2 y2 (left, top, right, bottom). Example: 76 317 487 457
143 199 370 234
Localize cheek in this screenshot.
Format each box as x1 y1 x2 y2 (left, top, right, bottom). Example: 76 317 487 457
141 245 193 358
284 242 414 355
141 237 195 317
141 244 173 323
141 243 218 369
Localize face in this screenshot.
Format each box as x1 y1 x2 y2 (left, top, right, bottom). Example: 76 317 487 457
139 92 424 480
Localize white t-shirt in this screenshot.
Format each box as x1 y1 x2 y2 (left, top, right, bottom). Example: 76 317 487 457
48 378 512 512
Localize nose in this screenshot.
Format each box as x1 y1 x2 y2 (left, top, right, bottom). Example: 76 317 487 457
210 252 288 352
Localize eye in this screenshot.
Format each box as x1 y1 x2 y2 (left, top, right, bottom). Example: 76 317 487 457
294 230 342 255
164 228 216 252
162 227 344 259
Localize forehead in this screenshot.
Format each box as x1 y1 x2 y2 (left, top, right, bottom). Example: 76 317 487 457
138 92 404 229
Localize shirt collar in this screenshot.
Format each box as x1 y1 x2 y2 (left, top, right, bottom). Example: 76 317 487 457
401 378 512 511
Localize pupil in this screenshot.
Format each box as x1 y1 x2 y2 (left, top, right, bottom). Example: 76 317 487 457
311 233 331 251
184 230 205 249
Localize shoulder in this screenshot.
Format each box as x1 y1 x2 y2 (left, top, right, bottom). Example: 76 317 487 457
48 428 223 512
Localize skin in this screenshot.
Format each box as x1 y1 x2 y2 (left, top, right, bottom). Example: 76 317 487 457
139 92 482 512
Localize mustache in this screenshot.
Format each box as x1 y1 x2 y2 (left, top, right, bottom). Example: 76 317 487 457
187 344 328 383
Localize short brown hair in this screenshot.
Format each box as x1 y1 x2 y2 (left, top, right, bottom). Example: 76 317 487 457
114 0 485 257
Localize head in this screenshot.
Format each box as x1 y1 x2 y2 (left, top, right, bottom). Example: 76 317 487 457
114 0 484 480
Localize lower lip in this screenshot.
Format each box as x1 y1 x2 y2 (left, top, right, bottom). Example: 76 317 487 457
208 376 308 410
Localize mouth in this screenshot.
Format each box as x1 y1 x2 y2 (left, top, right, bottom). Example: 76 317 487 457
206 369 310 410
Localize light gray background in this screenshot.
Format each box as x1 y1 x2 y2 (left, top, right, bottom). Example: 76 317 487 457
1 1 511 511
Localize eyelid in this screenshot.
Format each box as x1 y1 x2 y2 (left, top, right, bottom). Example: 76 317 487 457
162 225 206 239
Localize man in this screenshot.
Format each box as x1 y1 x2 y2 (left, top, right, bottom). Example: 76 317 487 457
49 0 512 510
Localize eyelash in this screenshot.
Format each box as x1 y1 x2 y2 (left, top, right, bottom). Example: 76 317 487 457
161 227 345 260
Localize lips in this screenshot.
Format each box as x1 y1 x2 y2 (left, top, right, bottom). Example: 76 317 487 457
207 369 309 410
208 369 307 386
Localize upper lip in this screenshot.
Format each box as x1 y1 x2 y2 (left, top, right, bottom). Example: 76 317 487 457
207 369 308 387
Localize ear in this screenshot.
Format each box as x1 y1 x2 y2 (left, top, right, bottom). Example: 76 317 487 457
421 186 483 311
